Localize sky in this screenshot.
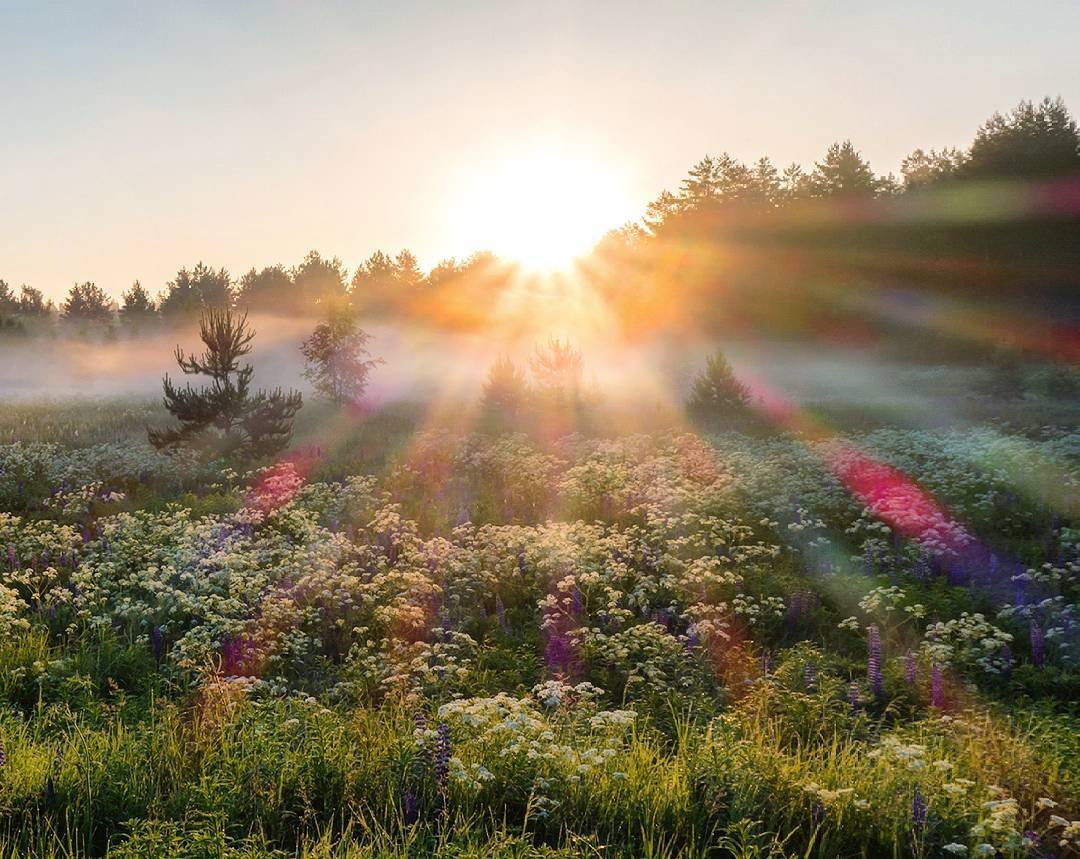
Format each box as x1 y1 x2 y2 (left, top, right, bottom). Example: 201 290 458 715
2 0 1078 302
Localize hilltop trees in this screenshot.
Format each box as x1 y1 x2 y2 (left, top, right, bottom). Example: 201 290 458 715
61 282 113 323
17 286 50 317
293 251 349 310
119 281 156 330
150 307 302 461
159 263 232 317
301 303 383 406
964 97 1080 180
237 264 294 312
807 141 886 197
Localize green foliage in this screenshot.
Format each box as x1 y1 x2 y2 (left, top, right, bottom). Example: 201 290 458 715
479 355 529 430
300 304 383 405
685 349 751 425
149 307 302 461
964 96 1080 180
158 263 232 317
61 282 113 324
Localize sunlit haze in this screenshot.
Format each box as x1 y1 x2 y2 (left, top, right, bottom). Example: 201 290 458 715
2 1 1078 298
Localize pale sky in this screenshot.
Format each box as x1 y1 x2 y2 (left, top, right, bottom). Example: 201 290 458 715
2 1 1078 301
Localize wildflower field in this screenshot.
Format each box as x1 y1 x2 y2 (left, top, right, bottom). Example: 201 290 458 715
0 398 1077 858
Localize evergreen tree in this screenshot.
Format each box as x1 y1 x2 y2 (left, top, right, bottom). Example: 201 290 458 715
963 97 1080 180
237 265 294 312
159 263 232 317
808 141 881 197
530 337 583 405
480 354 529 428
686 349 751 423
300 303 383 405
0 280 18 317
61 282 113 323
17 285 51 316
394 250 425 289
150 307 302 460
119 281 157 328
292 251 348 310
900 147 965 189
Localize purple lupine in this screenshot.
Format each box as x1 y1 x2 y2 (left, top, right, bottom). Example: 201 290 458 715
0 735 5 767
684 626 699 654
803 660 817 691
760 650 773 676
570 587 583 618
867 625 884 698
848 682 860 713
495 596 509 634
434 723 451 789
402 790 419 826
1030 622 1045 668
911 786 927 830
931 663 944 708
7 544 16 570
810 800 825 828
545 629 577 675
151 626 164 662
913 555 930 581
904 650 917 686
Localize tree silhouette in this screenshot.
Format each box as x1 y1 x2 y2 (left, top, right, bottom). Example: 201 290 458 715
159 263 232 316
0 281 18 317
808 141 881 197
480 354 529 428
150 307 302 460
686 349 751 424
530 337 583 405
900 147 965 189
394 250 424 289
963 97 1080 180
237 264 294 312
120 281 156 328
17 285 50 317
293 251 348 310
300 303 383 405
61 282 113 323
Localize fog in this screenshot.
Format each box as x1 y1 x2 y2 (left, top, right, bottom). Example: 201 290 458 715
0 314 984 430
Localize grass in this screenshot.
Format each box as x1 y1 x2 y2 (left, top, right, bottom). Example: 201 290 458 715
0 393 1076 857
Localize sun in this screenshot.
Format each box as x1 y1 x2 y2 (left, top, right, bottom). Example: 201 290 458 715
441 141 638 272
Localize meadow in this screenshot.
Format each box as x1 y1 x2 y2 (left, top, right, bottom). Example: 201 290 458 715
0 376 1076 859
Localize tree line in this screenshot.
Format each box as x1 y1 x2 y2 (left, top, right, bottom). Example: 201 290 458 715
2 96 1077 340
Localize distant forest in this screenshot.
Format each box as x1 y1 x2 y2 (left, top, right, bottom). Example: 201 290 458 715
3 97 1078 358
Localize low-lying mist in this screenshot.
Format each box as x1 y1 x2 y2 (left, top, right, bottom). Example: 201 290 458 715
0 312 1026 434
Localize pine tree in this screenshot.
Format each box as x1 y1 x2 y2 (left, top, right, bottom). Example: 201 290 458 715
119 281 157 329
686 349 751 423
150 307 302 460
480 354 529 428
61 282 113 323
530 337 583 405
